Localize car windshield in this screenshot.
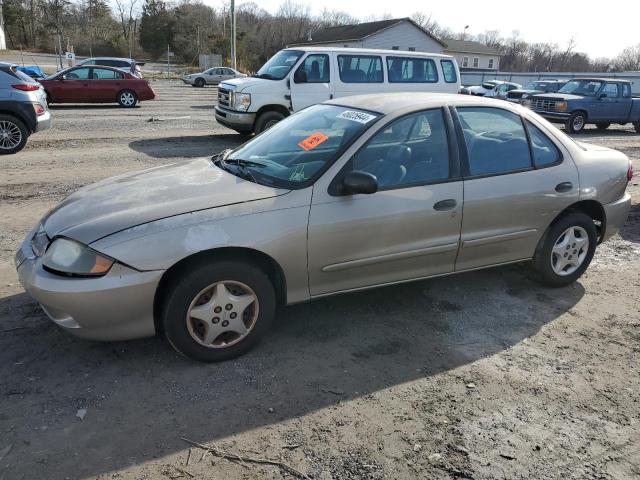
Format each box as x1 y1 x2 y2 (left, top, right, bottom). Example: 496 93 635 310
254 50 303 80
558 80 603 96
219 104 381 189
525 82 545 90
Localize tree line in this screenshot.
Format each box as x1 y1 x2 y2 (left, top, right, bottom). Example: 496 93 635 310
2 0 639 73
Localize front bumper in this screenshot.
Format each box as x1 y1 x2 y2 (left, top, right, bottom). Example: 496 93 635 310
15 236 164 341
182 77 195 85
531 111 570 122
214 106 255 133
602 193 632 242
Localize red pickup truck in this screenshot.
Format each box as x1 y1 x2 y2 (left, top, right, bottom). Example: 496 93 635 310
40 65 155 108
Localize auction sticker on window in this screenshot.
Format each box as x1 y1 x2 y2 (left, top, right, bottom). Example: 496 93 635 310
298 132 329 151
336 110 377 124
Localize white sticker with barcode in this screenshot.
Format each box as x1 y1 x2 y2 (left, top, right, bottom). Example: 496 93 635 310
336 110 377 124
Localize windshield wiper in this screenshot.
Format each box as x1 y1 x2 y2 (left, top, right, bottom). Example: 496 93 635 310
223 158 268 168
220 158 261 184
252 73 276 80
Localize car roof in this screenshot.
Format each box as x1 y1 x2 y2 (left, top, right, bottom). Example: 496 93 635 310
284 46 453 59
82 57 134 61
325 92 521 115
572 77 628 82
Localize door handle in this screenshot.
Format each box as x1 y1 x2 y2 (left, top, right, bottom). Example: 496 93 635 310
555 182 573 193
433 199 457 211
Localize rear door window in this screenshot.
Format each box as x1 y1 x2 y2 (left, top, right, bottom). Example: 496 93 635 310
526 121 561 167
440 60 457 83
386 56 438 83
92 68 124 80
457 107 532 176
337 55 383 83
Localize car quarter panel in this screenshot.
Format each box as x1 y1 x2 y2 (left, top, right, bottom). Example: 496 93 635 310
91 189 313 304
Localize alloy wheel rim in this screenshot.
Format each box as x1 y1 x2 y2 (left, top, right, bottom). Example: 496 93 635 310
0 121 22 150
186 280 259 349
121 92 135 106
550 226 589 276
573 116 584 131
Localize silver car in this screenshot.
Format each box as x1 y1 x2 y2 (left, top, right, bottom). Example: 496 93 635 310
182 67 246 87
16 93 632 362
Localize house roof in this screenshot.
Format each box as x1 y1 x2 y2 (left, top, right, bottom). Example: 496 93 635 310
444 39 500 56
293 17 447 48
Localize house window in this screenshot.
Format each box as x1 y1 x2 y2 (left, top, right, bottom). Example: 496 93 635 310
462 56 469 67
473 57 479 68
408 47 416 51
392 46 399 50
488 58 494 69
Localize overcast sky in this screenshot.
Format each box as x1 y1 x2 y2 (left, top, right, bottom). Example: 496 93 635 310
224 0 639 59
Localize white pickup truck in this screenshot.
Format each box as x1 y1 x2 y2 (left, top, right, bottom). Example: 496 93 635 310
214 47 461 134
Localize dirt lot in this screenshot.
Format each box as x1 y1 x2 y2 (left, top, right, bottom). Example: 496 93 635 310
0 81 639 480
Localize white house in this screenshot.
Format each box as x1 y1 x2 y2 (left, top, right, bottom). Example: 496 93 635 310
443 39 500 71
290 18 447 54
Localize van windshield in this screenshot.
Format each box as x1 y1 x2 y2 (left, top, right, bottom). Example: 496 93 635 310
218 104 381 189
254 50 303 80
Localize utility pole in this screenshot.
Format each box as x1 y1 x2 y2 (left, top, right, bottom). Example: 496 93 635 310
230 0 236 69
0 0 6 50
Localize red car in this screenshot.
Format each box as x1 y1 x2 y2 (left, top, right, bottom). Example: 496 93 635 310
41 65 155 108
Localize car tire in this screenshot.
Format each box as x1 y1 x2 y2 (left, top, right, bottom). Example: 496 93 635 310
194 78 205 88
596 122 610 130
254 111 285 134
532 212 597 287
117 90 138 108
161 260 276 362
0 114 29 155
566 111 587 133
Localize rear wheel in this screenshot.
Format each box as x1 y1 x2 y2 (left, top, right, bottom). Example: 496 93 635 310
162 260 276 362
118 90 138 108
596 122 610 130
0 115 29 155
254 111 285 134
566 111 587 133
194 77 205 88
532 212 597 287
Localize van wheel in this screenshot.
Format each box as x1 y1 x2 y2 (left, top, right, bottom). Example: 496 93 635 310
162 260 276 362
596 122 610 130
118 90 138 108
566 112 587 133
254 111 285 134
0 115 29 154
532 212 597 287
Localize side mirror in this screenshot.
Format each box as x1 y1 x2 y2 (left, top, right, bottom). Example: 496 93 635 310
342 170 378 195
293 68 307 83
598 92 607 99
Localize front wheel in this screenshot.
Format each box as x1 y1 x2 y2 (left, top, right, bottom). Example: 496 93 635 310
596 122 610 130
566 112 587 133
532 212 597 287
254 111 285 134
162 260 276 362
118 90 138 108
194 78 205 88
0 115 29 154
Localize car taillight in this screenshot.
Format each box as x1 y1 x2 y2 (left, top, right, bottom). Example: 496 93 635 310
628 162 634 181
33 103 45 116
12 83 40 91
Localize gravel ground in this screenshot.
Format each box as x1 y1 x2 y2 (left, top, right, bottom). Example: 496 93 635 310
0 81 639 480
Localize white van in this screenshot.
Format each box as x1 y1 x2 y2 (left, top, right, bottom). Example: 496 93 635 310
214 47 461 134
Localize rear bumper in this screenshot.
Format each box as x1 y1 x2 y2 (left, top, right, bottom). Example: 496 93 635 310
215 106 255 133
602 193 632 242
35 110 51 132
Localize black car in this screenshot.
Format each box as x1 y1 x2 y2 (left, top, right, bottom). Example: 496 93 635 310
507 80 566 103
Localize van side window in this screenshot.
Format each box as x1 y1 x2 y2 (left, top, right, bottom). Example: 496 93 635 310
440 60 457 83
386 57 438 83
295 54 330 83
526 121 561 168
337 55 383 83
457 107 532 176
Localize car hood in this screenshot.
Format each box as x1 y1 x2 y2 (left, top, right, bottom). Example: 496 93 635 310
220 76 283 93
531 93 584 101
41 158 289 245
467 85 489 93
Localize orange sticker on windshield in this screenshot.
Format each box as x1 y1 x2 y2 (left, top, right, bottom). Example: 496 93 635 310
298 132 329 151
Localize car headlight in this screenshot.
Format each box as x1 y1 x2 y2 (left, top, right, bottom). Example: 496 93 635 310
233 92 251 111
43 238 114 276
556 101 568 112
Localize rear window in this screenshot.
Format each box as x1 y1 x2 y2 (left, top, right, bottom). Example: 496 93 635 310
387 56 438 83
440 60 457 83
9 67 38 83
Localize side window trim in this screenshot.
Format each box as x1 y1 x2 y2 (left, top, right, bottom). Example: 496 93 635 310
450 106 536 180
329 107 460 195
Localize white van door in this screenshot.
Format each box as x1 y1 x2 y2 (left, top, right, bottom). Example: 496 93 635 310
290 53 333 111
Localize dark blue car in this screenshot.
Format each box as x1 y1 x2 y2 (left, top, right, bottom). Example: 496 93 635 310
526 78 640 133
